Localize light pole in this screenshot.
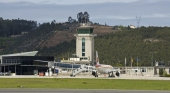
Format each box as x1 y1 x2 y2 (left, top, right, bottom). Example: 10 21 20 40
150 52 156 66
68 52 69 60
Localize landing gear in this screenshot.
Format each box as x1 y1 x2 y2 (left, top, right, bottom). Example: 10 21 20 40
70 75 75 77
108 71 120 77
116 71 120 77
92 70 98 77
108 71 115 77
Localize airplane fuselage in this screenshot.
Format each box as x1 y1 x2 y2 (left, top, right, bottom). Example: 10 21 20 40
95 64 113 74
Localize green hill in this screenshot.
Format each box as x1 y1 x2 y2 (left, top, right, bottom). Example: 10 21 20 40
38 26 170 66
94 27 170 66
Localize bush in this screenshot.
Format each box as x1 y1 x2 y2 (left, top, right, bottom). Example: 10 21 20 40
159 68 163 76
163 70 167 77
165 74 170 77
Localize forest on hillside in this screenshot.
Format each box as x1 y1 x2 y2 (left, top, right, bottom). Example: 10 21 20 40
37 26 170 66
94 27 170 66
0 17 37 37
0 18 76 54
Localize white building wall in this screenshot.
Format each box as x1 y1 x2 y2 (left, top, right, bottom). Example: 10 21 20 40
165 68 170 74
85 37 92 60
76 36 82 57
70 58 80 61
156 68 159 75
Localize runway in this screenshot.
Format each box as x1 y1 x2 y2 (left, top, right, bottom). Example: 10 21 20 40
0 89 169 93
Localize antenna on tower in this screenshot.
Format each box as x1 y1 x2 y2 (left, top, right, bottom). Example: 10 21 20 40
136 16 141 28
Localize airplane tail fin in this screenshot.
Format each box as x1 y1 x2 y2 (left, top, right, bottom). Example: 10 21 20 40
96 51 99 65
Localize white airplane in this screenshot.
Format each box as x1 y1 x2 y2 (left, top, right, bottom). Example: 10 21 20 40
95 51 119 75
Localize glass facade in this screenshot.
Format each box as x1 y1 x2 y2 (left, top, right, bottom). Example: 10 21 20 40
77 28 94 34
82 38 85 56
54 63 81 68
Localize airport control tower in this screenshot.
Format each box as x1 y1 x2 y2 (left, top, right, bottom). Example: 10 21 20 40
74 12 97 65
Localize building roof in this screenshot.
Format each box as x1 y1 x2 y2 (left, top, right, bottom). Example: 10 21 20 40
0 51 38 64
1 51 38 57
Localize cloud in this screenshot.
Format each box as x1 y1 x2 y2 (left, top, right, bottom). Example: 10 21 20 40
92 15 134 20
152 14 170 18
0 0 139 5
143 14 170 18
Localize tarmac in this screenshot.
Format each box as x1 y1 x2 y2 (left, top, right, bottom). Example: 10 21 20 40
0 74 170 80
0 89 170 93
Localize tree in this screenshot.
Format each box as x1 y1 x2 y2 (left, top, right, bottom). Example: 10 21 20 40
14 49 18 53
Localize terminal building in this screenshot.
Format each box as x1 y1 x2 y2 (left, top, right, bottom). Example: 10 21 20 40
0 51 54 75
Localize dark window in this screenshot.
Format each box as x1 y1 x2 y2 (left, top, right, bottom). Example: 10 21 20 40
82 53 85 56
82 38 85 56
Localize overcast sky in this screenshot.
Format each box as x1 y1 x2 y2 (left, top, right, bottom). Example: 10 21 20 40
0 0 170 27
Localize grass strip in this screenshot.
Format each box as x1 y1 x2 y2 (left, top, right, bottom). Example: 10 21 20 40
0 78 169 90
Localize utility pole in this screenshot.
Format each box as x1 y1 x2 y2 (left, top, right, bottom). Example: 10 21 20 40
150 52 156 66
137 56 138 76
125 57 126 74
68 52 69 60
136 16 141 28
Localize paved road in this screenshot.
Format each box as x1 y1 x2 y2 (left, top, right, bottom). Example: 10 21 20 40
0 89 169 93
